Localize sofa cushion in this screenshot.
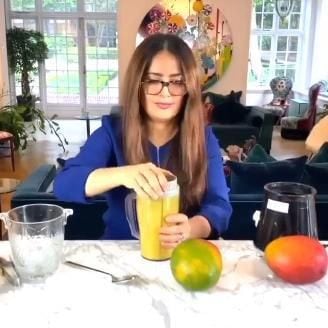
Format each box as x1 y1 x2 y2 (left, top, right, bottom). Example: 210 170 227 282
207 90 242 106
226 155 308 194
245 144 275 162
207 91 250 124
15 164 57 193
211 124 259 149
248 115 263 128
309 142 328 163
302 163 328 194
301 143 328 194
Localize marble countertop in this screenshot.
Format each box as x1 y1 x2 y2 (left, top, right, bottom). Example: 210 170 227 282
0 240 327 328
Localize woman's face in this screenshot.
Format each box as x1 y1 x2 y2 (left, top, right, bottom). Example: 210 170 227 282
142 50 187 124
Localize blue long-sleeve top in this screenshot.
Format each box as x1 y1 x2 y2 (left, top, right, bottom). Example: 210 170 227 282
53 115 232 239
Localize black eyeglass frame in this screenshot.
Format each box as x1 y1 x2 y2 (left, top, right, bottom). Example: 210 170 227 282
141 79 187 96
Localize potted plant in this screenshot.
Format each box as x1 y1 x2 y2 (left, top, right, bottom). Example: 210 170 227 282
5 28 68 152
0 102 29 150
6 27 48 119
0 92 68 152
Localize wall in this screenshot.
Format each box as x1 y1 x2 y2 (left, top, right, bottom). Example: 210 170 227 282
118 0 252 104
0 0 9 106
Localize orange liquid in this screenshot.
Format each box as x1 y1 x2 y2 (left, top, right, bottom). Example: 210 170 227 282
137 194 179 260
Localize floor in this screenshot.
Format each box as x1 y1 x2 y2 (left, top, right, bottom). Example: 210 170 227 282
0 120 309 215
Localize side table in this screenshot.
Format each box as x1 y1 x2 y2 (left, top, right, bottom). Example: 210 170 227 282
74 112 101 138
0 178 20 239
252 105 285 124
289 99 309 117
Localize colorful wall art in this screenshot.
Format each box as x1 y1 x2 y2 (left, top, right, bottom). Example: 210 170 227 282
138 0 233 90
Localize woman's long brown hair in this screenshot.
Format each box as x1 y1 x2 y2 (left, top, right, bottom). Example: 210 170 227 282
121 34 207 211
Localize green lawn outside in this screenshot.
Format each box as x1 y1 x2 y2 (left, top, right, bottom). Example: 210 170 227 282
47 70 117 95
46 39 118 61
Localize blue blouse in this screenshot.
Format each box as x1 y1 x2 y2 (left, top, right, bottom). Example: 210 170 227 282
53 115 232 239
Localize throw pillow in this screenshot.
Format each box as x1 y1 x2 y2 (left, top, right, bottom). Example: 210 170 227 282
245 144 275 163
212 102 250 124
308 142 328 163
227 155 308 194
208 90 249 124
301 143 328 194
205 90 242 107
226 90 242 103
302 163 328 194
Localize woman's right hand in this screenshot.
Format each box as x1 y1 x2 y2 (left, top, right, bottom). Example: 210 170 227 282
120 163 173 199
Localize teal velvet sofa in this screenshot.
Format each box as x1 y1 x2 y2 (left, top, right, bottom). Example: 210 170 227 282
11 164 259 240
224 143 328 241
11 164 106 240
11 161 328 241
211 108 276 154
204 91 276 153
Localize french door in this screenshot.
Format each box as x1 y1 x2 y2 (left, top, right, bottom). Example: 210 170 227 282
42 16 118 115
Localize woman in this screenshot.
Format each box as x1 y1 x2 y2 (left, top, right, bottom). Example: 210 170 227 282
54 33 232 248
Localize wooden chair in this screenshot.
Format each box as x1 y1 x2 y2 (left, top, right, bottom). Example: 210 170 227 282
0 131 15 171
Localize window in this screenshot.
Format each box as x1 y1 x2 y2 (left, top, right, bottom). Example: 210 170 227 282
310 0 328 98
248 0 307 89
6 0 118 116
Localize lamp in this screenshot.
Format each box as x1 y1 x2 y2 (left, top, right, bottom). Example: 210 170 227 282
275 0 294 19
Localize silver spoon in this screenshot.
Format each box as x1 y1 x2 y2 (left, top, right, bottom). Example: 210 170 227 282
0 257 21 287
65 260 137 283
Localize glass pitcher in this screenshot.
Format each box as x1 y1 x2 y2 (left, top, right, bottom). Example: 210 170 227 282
0 204 73 283
125 176 180 261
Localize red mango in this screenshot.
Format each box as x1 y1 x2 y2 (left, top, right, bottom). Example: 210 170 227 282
264 235 328 284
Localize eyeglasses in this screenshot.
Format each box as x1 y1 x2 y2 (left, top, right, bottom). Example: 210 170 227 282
141 79 187 96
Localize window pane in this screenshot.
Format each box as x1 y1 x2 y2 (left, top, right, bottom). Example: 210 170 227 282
286 69 295 81
279 17 289 29
85 0 117 12
261 52 271 66
11 19 36 30
276 53 287 74
44 19 80 104
255 0 263 12
287 52 297 63
42 0 77 12
85 20 118 104
290 14 300 29
15 74 39 98
10 18 39 97
263 14 273 29
11 0 35 11
248 0 305 88
261 36 272 50
288 36 298 51
293 0 302 12
276 53 286 63
277 36 287 51
264 0 274 12
275 69 285 76
256 14 262 29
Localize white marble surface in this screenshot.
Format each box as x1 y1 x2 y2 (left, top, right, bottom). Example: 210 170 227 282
0 240 327 328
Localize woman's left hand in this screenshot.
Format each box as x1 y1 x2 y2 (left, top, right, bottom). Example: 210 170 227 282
159 214 191 249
